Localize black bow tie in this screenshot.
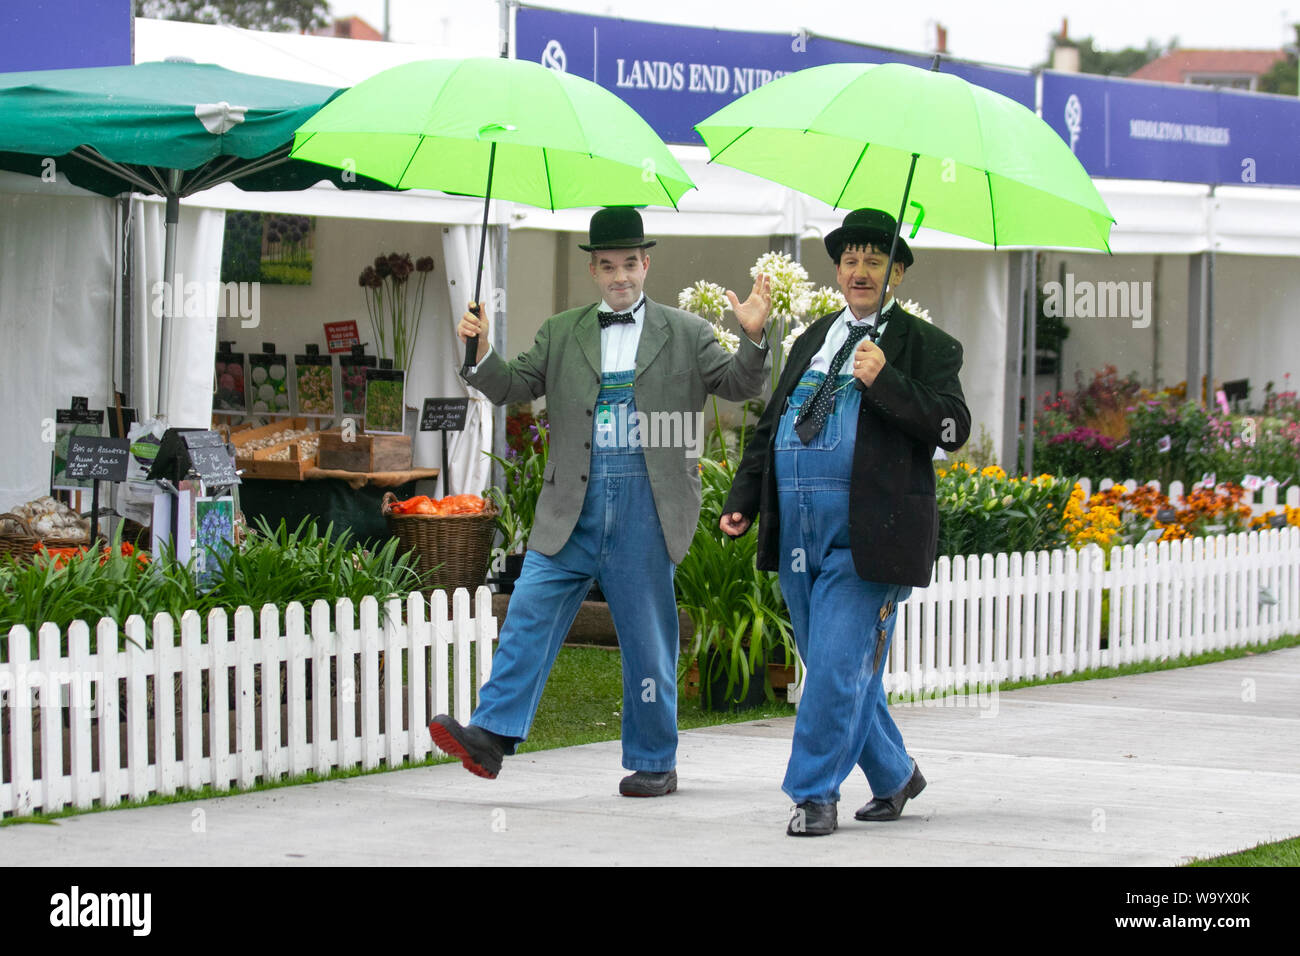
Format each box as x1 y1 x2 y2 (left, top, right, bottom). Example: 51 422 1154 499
598 298 644 329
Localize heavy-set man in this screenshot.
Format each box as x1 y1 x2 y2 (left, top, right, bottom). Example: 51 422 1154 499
430 206 772 796
721 208 970 835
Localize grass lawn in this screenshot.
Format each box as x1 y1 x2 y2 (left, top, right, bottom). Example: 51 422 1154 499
1187 836 1300 867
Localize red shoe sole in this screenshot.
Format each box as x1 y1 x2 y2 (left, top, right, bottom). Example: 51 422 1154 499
428 721 499 779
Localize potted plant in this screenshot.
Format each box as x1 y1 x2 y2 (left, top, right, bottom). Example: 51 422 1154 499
674 456 794 712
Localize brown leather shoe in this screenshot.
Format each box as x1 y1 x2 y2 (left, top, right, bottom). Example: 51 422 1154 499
854 762 926 822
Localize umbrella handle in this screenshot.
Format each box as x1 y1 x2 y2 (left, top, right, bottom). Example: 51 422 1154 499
464 304 482 372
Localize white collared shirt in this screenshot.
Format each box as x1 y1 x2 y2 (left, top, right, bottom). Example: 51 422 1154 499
806 299 895 374
598 296 646 372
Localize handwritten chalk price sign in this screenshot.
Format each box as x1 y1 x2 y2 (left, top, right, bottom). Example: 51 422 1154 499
66 436 130 545
66 437 131 482
420 397 469 432
421 397 470 496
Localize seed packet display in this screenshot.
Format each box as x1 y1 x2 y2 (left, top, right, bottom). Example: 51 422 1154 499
194 496 235 588
294 348 335 416
214 348 247 412
340 352 376 417
364 367 406 435
248 350 291 415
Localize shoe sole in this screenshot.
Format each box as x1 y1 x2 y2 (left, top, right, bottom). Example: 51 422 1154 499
428 720 500 779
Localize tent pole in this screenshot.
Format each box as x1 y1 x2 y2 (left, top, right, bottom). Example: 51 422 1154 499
156 170 182 419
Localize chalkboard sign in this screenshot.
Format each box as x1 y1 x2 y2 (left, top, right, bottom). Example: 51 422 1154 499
421 397 469 432
147 428 240 487
182 431 240 486
66 436 130 481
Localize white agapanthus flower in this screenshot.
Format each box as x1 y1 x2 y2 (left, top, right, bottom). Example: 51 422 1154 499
897 298 933 323
711 323 741 353
807 286 846 319
782 321 809 354
678 280 729 323
750 251 812 319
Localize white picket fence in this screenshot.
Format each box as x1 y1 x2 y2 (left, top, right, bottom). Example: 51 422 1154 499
1 587 496 818
862 526 1300 701
1077 476 1300 518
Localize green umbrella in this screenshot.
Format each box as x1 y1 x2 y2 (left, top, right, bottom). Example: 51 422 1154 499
694 60 1114 255
0 60 392 415
291 56 695 368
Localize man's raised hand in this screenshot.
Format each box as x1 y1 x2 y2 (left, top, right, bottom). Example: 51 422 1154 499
727 273 773 343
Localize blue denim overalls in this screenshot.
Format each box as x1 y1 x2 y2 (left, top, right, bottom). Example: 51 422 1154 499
470 370 680 772
775 369 914 804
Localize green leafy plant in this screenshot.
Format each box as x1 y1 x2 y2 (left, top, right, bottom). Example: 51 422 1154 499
486 417 549 554
0 518 420 651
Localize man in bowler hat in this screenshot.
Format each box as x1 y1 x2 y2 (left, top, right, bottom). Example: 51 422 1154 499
430 207 773 796
721 208 970 834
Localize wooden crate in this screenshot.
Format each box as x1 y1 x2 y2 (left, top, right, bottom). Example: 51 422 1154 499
317 427 412 473
246 435 319 480
229 417 312 461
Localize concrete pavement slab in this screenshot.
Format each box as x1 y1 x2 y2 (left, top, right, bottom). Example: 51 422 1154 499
2 647 1297 866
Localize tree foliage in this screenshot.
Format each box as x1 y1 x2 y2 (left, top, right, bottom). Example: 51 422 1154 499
1258 24 1299 95
133 0 332 33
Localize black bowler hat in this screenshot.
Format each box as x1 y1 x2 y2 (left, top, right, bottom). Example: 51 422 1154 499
578 206 657 252
824 208 913 268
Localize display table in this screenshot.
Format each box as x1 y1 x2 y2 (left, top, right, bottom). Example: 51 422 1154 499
238 467 439 546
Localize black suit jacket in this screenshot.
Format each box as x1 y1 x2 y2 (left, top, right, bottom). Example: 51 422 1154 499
722 305 971 587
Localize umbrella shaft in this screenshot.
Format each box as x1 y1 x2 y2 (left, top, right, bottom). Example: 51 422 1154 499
880 152 920 310
465 141 498 373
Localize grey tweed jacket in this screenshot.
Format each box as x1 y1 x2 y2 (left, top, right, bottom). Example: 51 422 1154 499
463 297 770 563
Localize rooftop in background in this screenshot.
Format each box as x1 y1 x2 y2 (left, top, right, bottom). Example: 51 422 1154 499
312 16 383 42
1130 49 1288 91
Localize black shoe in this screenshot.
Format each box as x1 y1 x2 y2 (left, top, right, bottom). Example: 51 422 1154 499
787 801 838 836
428 714 505 779
855 762 926 822
619 770 678 797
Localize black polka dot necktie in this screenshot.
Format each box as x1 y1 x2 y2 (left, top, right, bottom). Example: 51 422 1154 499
794 323 879 444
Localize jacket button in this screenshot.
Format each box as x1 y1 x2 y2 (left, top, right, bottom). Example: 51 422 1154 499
586 409 593 416
584 441 591 449
581 474 587 482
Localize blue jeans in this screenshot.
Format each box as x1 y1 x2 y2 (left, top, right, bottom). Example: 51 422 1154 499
470 371 679 772
775 373 914 804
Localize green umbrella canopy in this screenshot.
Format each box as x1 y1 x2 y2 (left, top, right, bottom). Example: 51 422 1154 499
695 62 1114 252
0 60 390 196
291 57 695 210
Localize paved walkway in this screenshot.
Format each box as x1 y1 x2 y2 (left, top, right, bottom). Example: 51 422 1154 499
3 648 1298 866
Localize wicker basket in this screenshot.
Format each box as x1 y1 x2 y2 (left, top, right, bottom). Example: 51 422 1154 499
381 493 499 591
0 512 38 564
0 513 90 565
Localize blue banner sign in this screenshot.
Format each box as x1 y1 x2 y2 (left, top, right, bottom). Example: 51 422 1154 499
0 0 132 72
1041 70 1300 187
516 6 1034 145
